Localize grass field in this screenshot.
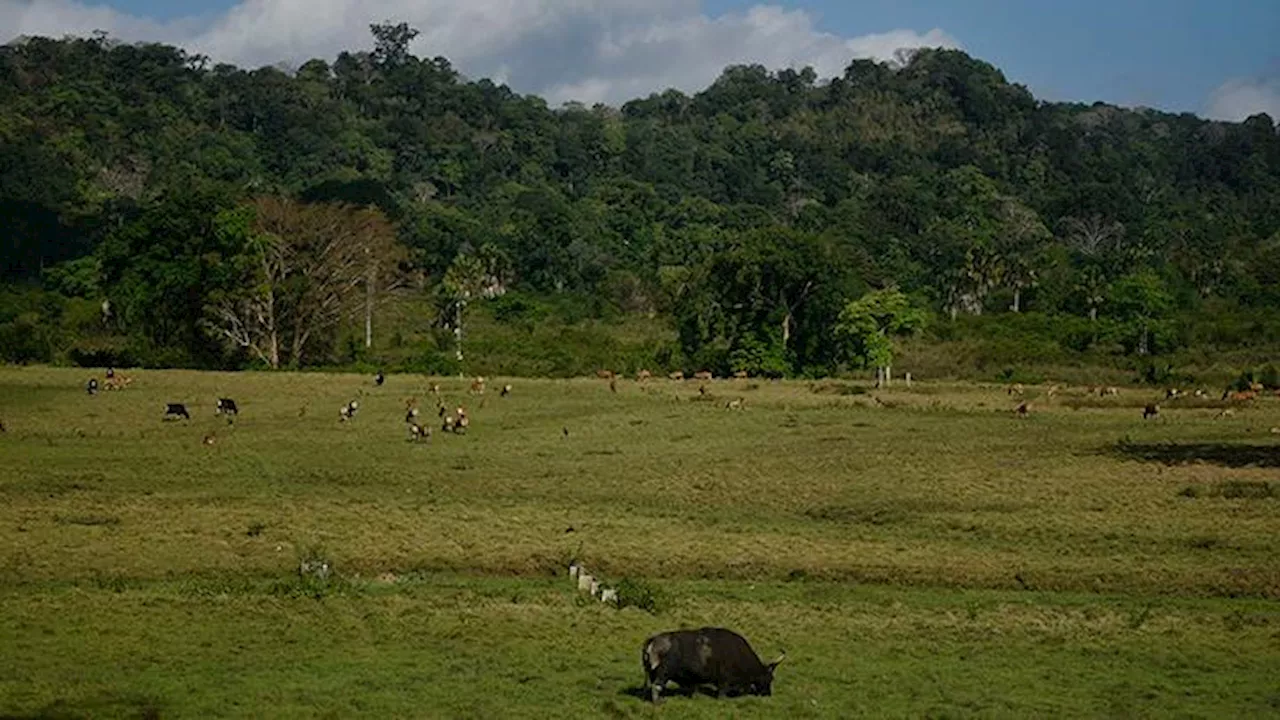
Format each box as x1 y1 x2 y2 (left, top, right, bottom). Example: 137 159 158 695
1 367 1278 718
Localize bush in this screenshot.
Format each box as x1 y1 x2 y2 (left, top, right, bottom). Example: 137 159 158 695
1258 364 1279 390
613 577 671 614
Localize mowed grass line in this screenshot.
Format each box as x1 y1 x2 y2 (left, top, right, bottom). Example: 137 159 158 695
1 367 1279 717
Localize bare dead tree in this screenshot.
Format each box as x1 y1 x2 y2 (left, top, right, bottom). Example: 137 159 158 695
1063 215 1124 258
205 196 405 368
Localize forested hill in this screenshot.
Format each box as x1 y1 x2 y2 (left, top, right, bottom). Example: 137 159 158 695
3 25 1279 380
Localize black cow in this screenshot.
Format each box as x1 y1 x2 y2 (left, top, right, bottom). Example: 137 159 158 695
86 378 99 395
164 403 191 420
375 371 385 386
641 627 785 703
216 398 239 415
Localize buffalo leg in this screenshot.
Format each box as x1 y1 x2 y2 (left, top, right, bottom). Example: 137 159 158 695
646 674 665 703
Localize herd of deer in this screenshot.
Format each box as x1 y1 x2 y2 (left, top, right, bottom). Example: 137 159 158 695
1008 379 1275 421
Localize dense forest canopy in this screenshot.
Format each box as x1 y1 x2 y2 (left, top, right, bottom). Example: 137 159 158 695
2 24 1279 380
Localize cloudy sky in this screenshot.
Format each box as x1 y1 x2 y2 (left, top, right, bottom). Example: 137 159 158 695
2 0 1277 121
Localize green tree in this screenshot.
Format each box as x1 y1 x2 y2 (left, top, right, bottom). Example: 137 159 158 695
1107 270 1173 356
835 287 927 380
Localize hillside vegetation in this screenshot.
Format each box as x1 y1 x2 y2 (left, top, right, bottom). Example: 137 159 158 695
2 25 1279 381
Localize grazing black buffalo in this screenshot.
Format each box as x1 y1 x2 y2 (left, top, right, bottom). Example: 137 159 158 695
216 398 239 415
641 627 785 703
164 403 191 420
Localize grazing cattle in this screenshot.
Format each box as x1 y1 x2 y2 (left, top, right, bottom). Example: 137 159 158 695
577 574 594 593
375 371 385 387
105 375 133 391
442 407 468 434
636 369 652 382
725 398 744 410
668 371 684 381
733 370 749 379
339 400 359 421
568 562 581 580
596 369 615 380
408 422 431 442
105 367 115 379
1014 401 1030 418
1143 403 1159 419
216 398 239 416
405 407 420 424
1224 389 1258 402
470 377 486 395
693 370 713 381
1165 388 1182 400
1007 383 1024 396
500 384 512 397
1215 408 1235 420
86 378 98 395
429 383 441 396
600 587 618 604
641 627 785 703
1100 386 1119 397
164 403 190 420
202 433 216 446
1193 389 1208 398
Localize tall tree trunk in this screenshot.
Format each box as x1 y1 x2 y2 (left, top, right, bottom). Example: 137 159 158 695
1012 287 1022 313
257 251 281 369
365 271 374 349
454 300 465 371
267 290 279 369
781 311 792 349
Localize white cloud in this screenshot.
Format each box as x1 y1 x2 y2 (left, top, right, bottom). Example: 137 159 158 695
1207 76 1280 122
0 0 960 105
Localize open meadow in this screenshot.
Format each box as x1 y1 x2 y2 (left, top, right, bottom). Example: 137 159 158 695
1 367 1278 718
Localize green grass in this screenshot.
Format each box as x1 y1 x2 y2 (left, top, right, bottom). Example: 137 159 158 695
1 367 1278 718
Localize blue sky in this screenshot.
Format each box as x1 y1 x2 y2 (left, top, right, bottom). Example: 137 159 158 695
6 0 1278 118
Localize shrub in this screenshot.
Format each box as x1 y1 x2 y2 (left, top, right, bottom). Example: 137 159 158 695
613 577 671 615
